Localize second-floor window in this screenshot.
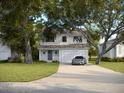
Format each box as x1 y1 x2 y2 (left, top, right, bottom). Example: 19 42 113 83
46 36 54 42
73 36 82 43
62 36 67 42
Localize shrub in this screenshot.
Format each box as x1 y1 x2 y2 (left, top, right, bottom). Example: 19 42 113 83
52 60 59 63
101 57 112 62
101 57 124 62
114 57 124 62
8 59 22 63
89 58 96 61
0 60 8 63
39 60 47 63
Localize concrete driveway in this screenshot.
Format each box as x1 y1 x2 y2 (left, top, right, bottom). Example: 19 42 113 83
0 64 124 93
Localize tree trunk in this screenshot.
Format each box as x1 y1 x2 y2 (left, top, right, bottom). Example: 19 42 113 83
96 54 101 64
9 49 20 62
25 33 33 64
95 45 102 65
10 50 17 61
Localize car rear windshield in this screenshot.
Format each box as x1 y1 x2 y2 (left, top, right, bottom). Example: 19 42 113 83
75 56 84 59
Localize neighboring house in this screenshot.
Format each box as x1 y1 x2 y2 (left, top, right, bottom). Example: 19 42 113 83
100 39 124 59
0 43 11 60
39 31 89 63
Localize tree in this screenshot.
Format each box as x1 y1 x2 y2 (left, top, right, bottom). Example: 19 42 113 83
0 0 43 64
0 23 25 61
43 0 124 64
0 1 24 61
82 0 124 64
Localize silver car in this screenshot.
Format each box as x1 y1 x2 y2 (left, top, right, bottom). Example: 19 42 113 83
72 56 86 65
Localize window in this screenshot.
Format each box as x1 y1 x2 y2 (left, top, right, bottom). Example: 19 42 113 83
62 36 67 42
43 51 46 54
55 51 58 54
73 36 82 42
46 36 54 42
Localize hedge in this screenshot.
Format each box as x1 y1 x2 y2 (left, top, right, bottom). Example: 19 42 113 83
101 57 124 62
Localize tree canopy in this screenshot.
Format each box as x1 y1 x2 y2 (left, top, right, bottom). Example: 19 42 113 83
0 0 43 63
0 0 124 64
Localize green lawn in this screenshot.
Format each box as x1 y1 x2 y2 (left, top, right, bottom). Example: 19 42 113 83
90 61 124 73
0 62 59 82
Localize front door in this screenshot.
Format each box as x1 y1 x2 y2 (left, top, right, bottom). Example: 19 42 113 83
48 50 52 60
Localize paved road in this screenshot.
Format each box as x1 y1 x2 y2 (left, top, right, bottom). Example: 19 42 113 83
0 64 124 93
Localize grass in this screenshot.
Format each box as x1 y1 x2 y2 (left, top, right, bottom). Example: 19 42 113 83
90 61 124 73
0 61 59 82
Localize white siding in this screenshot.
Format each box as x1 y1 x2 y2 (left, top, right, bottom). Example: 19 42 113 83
103 47 116 58
0 44 11 60
59 49 88 63
39 50 59 62
39 31 88 63
41 33 87 45
39 49 88 63
102 43 124 58
52 50 59 61
116 45 124 57
39 50 48 61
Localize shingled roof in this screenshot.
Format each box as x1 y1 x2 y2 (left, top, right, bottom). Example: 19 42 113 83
40 44 89 49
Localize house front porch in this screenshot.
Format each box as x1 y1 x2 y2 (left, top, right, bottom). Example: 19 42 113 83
39 50 59 62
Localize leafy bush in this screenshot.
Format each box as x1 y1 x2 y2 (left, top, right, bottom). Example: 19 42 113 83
113 57 124 62
89 58 96 61
8 59 22 63
52 60 59 63
39 60 48 63
0 60 8 63
101 57 112 62
101 57 124 62
7 56 23 63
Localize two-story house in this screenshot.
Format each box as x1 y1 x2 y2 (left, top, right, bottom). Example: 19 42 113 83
39 31 89 63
